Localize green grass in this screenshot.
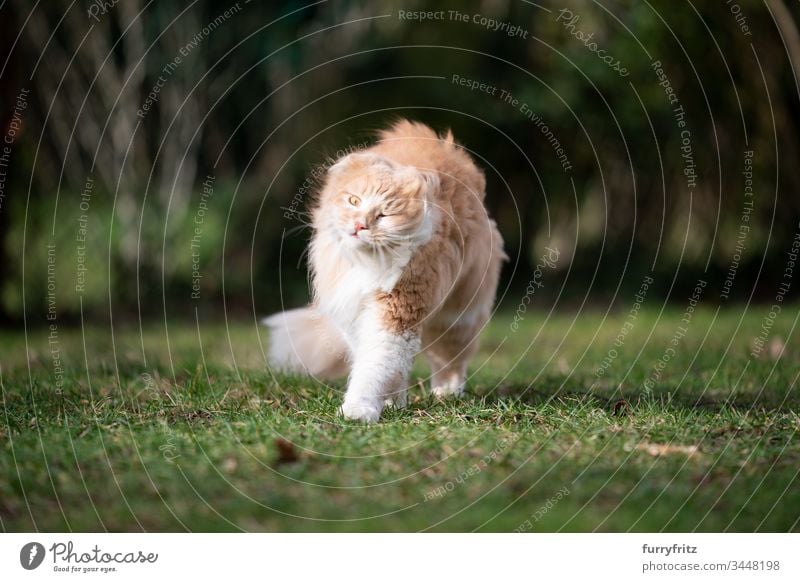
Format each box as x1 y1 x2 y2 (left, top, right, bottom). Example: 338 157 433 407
1 307 799 532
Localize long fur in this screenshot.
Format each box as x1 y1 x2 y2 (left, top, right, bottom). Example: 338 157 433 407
265 119 505 421
262 307 349 379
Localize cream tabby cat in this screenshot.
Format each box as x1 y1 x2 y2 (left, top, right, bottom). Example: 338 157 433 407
265 120 505 422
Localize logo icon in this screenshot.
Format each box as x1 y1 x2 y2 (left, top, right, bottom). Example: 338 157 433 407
20 542 45 570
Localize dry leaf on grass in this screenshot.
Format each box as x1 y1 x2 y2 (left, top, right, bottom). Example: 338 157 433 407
612 399 630 417
274 438 300 464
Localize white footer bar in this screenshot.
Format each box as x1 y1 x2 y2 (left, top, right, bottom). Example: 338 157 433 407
1 533 797 581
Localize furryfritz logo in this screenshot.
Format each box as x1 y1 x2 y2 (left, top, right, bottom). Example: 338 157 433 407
20 542 46 570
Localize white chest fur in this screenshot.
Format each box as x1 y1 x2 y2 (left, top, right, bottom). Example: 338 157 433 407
312 207 434 347
317 247 410 335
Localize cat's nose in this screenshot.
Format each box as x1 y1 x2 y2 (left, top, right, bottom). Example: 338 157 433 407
354 221 367 233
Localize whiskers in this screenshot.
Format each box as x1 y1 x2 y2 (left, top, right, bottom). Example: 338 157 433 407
370 232 416 264
373 233 415 249
278 207 315 268
281 207 315 234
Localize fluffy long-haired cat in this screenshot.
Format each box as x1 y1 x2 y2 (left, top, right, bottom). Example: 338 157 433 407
265 120 505 422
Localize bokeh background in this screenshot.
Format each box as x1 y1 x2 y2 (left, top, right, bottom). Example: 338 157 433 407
1 0 798 324
3 0 800 536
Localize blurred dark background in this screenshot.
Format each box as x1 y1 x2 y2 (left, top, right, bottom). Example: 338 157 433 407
1 0 799 327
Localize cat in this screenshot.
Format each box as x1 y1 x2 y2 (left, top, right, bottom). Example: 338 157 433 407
265 119 505 422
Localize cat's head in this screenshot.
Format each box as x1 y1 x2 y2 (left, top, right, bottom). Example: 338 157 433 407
317 152 438 252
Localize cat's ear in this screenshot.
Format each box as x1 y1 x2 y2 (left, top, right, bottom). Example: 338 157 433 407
417 170 439 200
327 152 395 175
396 166 439 202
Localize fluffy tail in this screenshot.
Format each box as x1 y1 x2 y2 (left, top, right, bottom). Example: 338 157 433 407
262 307 350 379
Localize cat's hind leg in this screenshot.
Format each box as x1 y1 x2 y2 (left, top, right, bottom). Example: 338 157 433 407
424 317 483 398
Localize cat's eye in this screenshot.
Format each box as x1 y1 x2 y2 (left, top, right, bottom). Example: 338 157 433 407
347 194 361 207
375 212 385 220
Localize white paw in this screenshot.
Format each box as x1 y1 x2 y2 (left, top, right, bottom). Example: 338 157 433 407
432 383 464 398
341 400 382 423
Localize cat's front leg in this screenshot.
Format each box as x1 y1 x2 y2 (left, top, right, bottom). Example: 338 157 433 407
340 303 419 423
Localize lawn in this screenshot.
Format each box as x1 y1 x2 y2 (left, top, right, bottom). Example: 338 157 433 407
1 306 798 532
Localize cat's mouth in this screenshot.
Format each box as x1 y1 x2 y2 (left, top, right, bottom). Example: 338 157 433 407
345 229 372 247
